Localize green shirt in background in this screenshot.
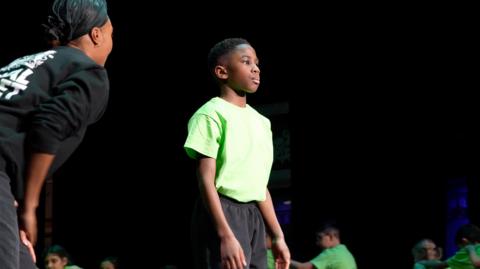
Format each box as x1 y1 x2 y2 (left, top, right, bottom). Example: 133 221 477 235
310 244 357 269
267 249 275 269
447 244 480 269
184 97 273 202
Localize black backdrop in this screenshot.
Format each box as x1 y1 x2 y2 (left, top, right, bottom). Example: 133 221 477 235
1 1 479 268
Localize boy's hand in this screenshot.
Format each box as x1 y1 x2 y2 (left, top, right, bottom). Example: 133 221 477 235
272 237 290 269
221 235 247 269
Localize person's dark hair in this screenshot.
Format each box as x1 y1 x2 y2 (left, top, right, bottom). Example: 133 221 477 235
316 220 340 239
207 38 250 78
455 223 480 245
101 256 120 269
44 244 73 265
44 0 109 45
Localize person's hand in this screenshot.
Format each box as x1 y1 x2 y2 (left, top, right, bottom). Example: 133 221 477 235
15 200 36 262
20 210 38 246
466 244 476 252
272 237 290 269
220 235 247 269
20 230 36 263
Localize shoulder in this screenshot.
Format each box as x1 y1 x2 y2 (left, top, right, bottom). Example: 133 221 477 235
196 98 220 114
191 98 224 122
413 262 426 269
54 46 98 66
44 47 106 80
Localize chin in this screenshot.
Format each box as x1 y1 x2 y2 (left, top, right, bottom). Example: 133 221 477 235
247 86 259 93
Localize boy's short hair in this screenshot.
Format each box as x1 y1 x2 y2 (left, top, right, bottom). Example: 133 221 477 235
101 256 120 268
44 245 73 265
207 38 250 78
316 221 340 239
455 223 480 245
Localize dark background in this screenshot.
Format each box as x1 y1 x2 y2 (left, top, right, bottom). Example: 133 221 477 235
1 1 479 268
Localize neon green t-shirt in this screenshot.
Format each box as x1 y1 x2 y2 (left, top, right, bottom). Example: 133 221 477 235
184 97 273 202
310 244 357 269
447 245 480 269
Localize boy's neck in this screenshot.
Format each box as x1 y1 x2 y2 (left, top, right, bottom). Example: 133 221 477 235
219 88 247 108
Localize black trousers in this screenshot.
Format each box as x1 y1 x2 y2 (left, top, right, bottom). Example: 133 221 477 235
192 195 267 269
0 171 37 269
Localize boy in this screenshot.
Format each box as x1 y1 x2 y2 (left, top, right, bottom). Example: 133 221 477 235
290 223 357 269
184 38 290 269
417 223 480 269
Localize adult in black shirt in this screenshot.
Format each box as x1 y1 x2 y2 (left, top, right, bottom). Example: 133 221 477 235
0 0 113 268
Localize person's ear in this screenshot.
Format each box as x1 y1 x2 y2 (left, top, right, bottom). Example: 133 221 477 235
214 65 228 80
61 257 68 266
89 26 103 47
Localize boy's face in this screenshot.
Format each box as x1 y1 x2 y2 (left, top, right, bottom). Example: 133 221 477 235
316 232 336 249
45 254 68 269
421 240 438 260
220 44 260 94
100 261 115 269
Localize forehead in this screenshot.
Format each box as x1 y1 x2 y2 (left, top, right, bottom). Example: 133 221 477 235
46 254 61 261
101 261 114 268
317 232 328 237
229 44 256 58
422 241 436 248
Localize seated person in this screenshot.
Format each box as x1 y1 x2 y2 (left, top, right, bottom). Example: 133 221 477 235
412 238 445 269
44 245 83 269
290 222 357 269
417 223 480 269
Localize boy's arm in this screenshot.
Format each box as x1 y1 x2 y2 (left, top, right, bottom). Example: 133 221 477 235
290 260 314 269
466 244 480 266
416 260 448 268
197 156 246 268
258 189 291 269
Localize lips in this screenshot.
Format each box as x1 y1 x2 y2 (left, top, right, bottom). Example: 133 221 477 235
252 78 260 84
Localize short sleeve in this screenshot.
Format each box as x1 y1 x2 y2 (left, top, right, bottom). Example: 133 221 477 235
184 113 222 159
310 252 329 269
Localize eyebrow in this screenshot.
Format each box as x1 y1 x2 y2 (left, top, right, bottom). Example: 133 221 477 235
241 55 260 64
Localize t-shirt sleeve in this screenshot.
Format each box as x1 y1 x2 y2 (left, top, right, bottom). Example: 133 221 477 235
310 252 329 269
184 113 221 159
28 67 109 154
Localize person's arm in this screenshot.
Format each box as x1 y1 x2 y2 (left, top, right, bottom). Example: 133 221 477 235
20 153 55 246
290 260 314 269
466 244 480 266
258 189 290 269
14 200 37 262
416 260 448 268
197 156 246 269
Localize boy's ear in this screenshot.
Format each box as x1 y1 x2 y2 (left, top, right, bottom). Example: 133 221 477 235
214 65 228 80
61 257 68 266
